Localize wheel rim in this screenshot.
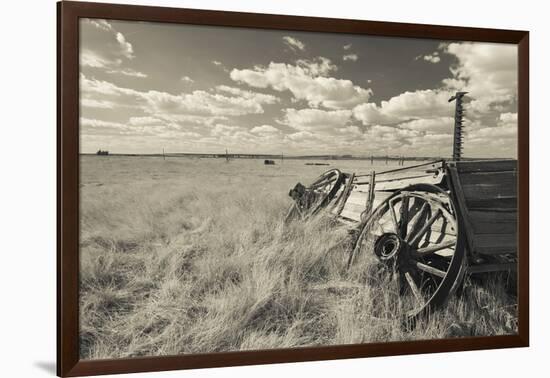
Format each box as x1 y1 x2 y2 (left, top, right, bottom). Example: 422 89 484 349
351 184 466 319
298 169 345 218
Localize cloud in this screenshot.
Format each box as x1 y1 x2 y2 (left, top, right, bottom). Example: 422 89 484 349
353 89 452 125
80 118 132 135
211 124 244 137
80 74 279 118
106 68 147 78
181 76 194 83
463 112 517 157
280 108 352 132
285 130 316 142
398 117 455 134
80 49 116 68
423 53 440 63
283 36 305 51
89 19 113 32
81 50 146 78
116 32 134 59
211 60 229 72
442 42 517 113
343 43 352 50
85 19 135 61
343 54 358 62
250 125 281 135
415 52 440 63
230 57 372 109
129 116 164 126
81 99 116 109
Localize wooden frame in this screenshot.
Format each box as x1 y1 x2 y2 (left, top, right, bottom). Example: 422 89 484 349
57 1 529 376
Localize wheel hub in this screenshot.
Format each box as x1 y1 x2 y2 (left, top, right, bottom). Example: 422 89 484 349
374 233 402 261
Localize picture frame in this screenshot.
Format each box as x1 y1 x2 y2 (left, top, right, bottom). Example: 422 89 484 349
57 1 529 376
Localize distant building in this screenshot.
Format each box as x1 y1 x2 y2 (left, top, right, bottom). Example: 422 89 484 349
96 149 109 155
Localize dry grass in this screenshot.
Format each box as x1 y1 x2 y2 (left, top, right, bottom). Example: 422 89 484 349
79 156 517 359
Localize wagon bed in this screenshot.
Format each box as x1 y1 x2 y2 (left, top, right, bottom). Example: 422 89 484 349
286 159 518 318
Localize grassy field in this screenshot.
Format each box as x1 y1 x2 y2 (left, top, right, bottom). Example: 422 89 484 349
79 156 517 359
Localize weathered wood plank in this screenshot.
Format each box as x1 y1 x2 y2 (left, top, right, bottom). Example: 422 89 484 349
447 166 476 254
376 160 443 178
340 208 362 222
334 173 356 216
467 262 517 274
371 191 393 212
347 191 369 206
461 183 517 201
469 210 517 234
458 171 517 186
454 160 517 173
465 197 517 210
474 233 517 255
373 172 444 191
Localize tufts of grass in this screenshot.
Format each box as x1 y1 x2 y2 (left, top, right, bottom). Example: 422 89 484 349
79 157 517 359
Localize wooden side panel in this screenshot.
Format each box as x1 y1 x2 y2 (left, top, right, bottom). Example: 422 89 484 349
455 159 517 173
449 160 518 257
475 233 517 255
338 189 393 222
469 210 517 235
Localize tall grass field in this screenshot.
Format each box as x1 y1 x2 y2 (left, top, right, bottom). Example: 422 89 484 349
79 156 517 359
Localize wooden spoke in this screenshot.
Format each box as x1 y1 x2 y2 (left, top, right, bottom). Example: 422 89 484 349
404 271 423 303
398 195 410 238
415 239 456 256
388 199 399 233
406 202 429 240
407 209 441 245
416 262 446 278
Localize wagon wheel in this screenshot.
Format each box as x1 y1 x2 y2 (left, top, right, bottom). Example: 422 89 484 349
285 169 345 222
349 184 466 319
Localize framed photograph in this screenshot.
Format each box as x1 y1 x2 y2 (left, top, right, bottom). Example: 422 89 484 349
57 1 529 376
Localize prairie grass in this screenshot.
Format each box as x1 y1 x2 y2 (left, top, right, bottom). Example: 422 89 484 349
79 156 517 359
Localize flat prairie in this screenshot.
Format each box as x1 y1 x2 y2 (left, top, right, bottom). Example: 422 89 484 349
79 156 517 359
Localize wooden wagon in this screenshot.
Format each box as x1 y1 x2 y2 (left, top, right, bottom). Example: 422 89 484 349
286 159 517 318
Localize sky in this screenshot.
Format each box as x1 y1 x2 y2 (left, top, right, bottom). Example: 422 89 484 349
80 18 518 158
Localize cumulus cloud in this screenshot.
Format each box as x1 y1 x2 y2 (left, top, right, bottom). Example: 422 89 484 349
423 53 440 63
399 117 455 134
80 49 116 68
181 76 194 83
85 19 135 61
129 116 164 126
89 19 113 32
80 117 132 135
116 32 134 59
81 99 117 109
442 42 517 113
283 36 305 51
106 68 147 78
463 112 517 157
343 43 352 50
343 54 358 62
80 74 279 118
280 108 352 132
250 125 281 135
230 57 372 109
353 89 453 125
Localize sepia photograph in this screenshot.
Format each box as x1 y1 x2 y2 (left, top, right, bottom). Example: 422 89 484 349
78 16 519 360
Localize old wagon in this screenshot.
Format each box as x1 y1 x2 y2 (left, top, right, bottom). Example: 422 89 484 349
286 159 517 319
